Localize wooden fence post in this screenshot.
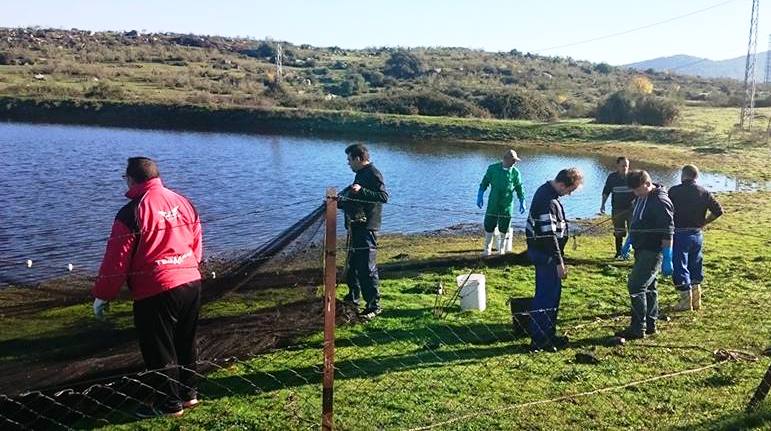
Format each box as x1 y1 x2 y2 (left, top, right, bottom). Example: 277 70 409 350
322 187 337 430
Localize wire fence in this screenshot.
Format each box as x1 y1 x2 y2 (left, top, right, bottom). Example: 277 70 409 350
1 189 769 430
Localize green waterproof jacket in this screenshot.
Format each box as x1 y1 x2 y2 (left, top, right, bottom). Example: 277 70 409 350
480 162 525 216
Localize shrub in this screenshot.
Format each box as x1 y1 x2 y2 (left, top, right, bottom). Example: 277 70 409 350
595 90 680 126
477 90 559 121
356 90 488 118
361 69 385 87
84 81 126 100
634 95 680 126
383 50 426 79
595 91 636 124
594 62 613 74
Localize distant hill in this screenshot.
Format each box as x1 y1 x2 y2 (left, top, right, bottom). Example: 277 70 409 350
0 27 749 120
625 52 769 81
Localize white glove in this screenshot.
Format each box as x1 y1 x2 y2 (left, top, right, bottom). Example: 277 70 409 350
93 298 110 320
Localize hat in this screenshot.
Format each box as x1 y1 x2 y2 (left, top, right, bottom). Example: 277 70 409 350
504 149 521 162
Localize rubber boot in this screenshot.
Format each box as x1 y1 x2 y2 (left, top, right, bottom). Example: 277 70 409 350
482 232 495 256
498 230 507 255
503 229 514 253
691 284 702 310
673 289 693 312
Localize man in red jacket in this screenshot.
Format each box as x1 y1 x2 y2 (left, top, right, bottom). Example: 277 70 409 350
92 157 203 418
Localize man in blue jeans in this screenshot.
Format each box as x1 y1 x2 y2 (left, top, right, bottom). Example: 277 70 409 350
525 168 584 352
617 170 674 340
668 164 723 311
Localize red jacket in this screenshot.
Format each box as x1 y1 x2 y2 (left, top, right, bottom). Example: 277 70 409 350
92 178 202 301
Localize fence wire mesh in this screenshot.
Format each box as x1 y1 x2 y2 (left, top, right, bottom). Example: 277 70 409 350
1 192 770 430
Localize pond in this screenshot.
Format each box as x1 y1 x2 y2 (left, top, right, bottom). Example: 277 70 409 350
0 121 749 284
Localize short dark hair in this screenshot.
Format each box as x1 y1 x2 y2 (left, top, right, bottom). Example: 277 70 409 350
626 169 651 189
126 157 160 183
682 164 699 179
616 156 629 164
555 168 584 187
345 143 370 161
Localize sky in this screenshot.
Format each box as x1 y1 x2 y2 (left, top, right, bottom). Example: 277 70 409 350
1 0 767 65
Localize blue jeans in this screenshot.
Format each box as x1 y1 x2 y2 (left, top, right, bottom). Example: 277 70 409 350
673 230 704 292
527 248 562 348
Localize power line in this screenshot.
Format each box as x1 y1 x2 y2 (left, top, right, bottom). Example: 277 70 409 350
534 0 739 54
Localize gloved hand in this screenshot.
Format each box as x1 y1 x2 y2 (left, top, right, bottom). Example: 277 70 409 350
620 236 632 259
476 187 485 209
518 198 527 215
93 298 110 320
661 246 673 276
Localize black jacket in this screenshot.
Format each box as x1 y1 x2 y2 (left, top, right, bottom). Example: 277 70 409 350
341 164 389 231
668 179 723 230
602 171 635 210
629 184 674 252
526 181 569 265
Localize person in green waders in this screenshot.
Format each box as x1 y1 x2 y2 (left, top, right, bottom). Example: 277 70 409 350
476 149 527 256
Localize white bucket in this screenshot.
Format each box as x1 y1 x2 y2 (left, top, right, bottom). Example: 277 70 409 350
457 273 486 312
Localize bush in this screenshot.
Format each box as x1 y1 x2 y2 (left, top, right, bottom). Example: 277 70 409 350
356 90 488 118
84 81 126 100
595 91 636 124
477 90 559 121
361 69 385 87
634 95 680 126
595 91 680 126
594 62 613 74
383 50 426 79
334 74 367 96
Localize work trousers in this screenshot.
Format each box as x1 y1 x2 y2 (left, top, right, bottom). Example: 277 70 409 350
345 226 380 310
133 280 201 411
627 250 661 335
528 248 563 349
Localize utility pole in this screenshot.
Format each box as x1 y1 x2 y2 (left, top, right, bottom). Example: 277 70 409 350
275 43 284 83
739 0 760 130
765 34 771 85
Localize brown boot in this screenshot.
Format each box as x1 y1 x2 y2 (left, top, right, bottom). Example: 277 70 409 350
673 290 692 312
691 284 701 310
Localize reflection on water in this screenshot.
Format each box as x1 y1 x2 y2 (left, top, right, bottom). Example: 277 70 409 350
0 122 759 284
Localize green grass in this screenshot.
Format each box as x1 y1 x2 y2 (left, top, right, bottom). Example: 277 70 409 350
5 191 764 430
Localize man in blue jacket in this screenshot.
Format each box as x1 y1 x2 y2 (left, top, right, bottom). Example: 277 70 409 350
617 170 674 340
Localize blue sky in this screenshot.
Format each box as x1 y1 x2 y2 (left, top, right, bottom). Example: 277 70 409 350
2 0 766 65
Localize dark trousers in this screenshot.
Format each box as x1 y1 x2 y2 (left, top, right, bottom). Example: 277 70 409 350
612 208 632 255
527 248 563 348
673 230 704 292
627 250 660 335
345 226 380 309
483 214 512 233
133 280 201 410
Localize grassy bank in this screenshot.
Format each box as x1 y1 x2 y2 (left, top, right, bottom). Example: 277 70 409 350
2 191 770 430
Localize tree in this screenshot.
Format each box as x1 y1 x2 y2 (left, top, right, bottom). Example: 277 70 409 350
629 76 653 94
383 50 426 79
593 62 613 74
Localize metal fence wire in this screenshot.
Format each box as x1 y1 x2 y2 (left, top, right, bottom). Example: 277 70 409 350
0 190 769 430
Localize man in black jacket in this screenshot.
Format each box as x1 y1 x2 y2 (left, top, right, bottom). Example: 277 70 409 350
525 168 584 352
668 164 723 311
616 170 674 340
600 157 635 259
340 144 389 319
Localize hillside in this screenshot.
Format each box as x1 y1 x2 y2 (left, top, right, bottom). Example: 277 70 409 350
626 52 769 81
0 27 751 120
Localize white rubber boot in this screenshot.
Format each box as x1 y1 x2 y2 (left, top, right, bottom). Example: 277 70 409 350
497 230 507 255
503 228 514 253
482 232 495 256
691 284 702 310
